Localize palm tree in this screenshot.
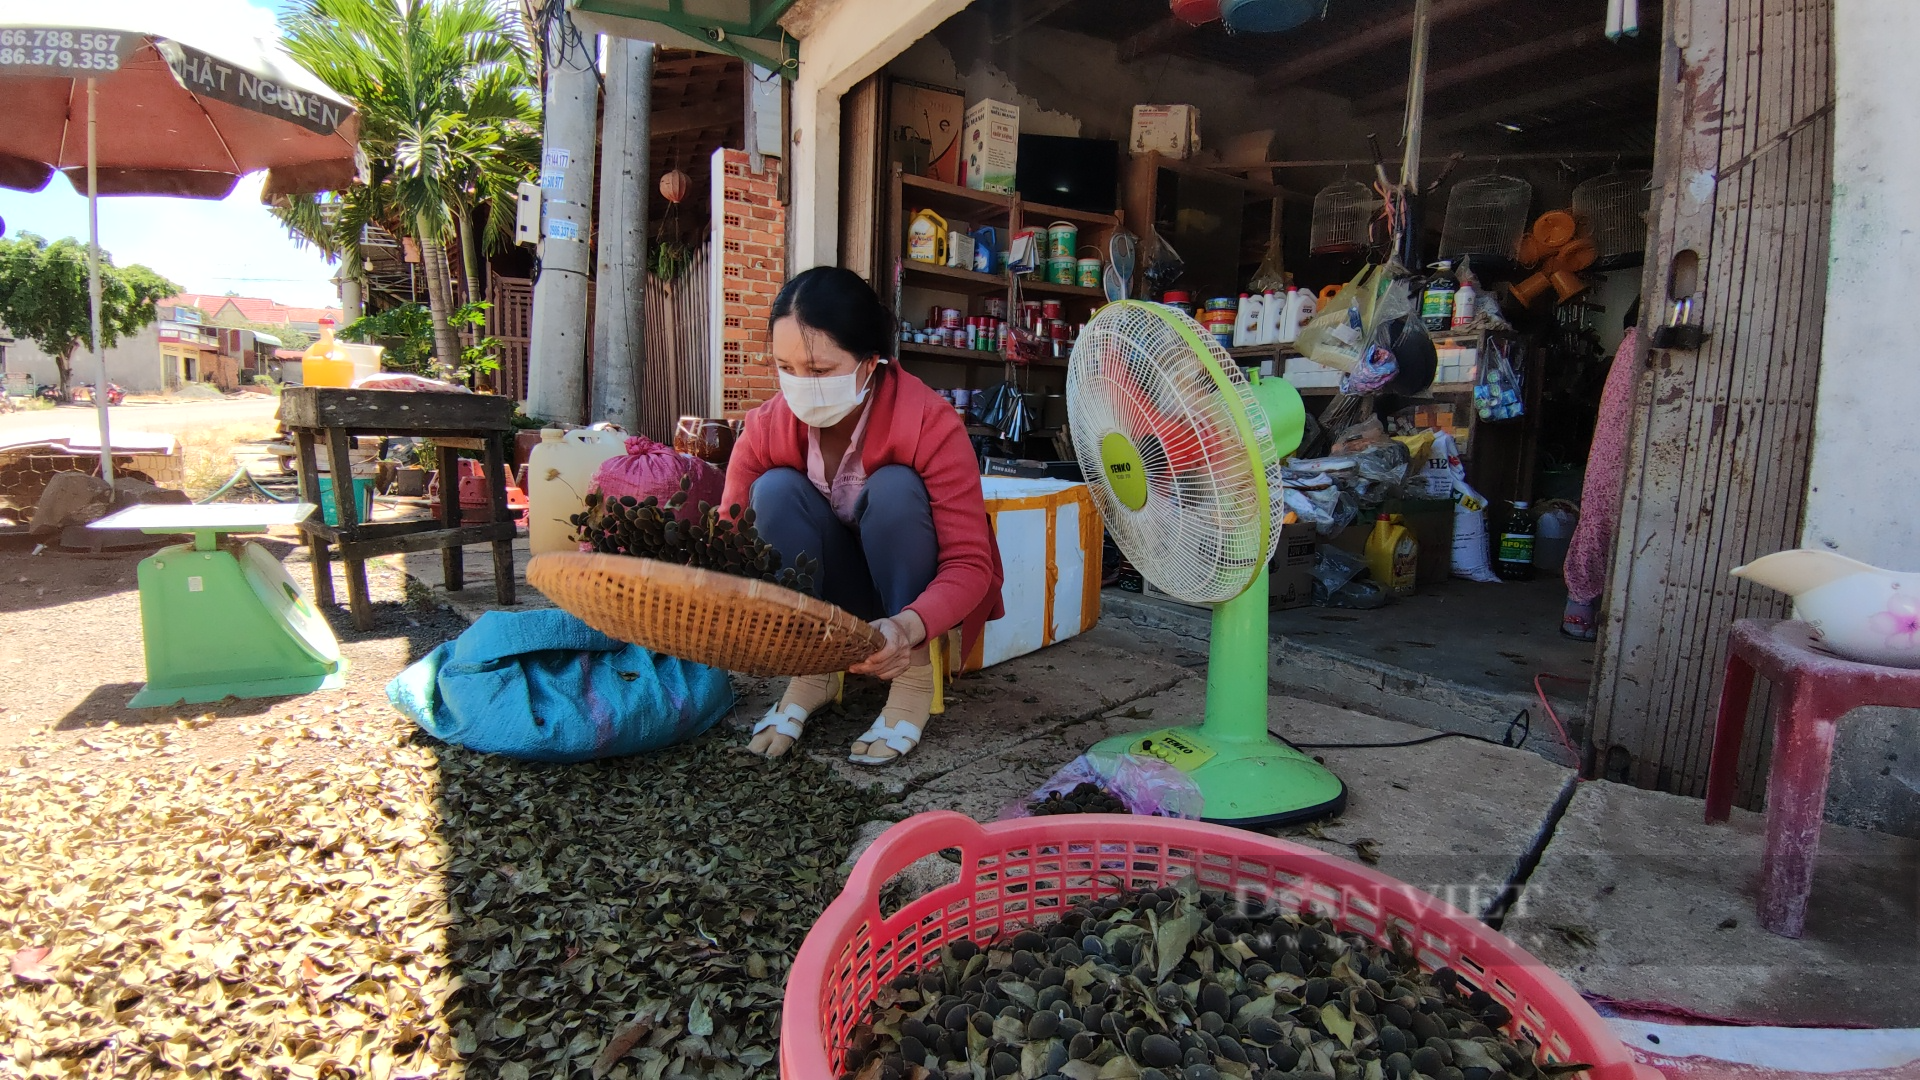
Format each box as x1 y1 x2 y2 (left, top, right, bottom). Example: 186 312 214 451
277 0 539 375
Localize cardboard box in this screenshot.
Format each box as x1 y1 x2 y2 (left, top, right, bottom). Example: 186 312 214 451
1141 523 1315 612
962 99 1020 194
891 79 965 185
1271 521 1316 610
1130 104 1201 160
984 457 1083 482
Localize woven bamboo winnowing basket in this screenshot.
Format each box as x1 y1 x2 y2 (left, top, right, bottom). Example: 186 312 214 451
525 552 885 676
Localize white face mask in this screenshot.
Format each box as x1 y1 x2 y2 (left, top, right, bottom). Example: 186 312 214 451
779 363 875 428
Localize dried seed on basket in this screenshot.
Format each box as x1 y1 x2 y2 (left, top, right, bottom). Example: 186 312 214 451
835 878 1586 1080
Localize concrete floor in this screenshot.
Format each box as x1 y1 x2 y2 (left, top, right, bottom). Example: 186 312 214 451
1269 576 1596 704
1504 780 1920 1028
1107 576 1595 761
398 542 1917 1030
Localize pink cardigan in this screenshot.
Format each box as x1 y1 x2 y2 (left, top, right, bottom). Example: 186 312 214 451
722 367 1005 653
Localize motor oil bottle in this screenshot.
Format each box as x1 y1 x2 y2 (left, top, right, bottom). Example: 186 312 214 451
1366 513 1420 597
1497 500 1537 581
1421 261 1457 333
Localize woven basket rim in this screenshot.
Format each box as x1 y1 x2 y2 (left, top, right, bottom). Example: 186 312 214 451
526 551 884 674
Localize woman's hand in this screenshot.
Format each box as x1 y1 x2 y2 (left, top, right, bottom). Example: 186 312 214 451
851 611 927 681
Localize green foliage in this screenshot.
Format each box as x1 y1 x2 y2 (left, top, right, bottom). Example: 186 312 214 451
0 233 177 393
340 300 500 383
274 0 539 271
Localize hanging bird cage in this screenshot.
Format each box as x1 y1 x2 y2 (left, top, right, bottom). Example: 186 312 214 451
1572 169 1653 271
1438 174 1533 265
1308 180 1375 256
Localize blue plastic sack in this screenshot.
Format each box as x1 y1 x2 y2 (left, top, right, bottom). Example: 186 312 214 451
387 609 735 762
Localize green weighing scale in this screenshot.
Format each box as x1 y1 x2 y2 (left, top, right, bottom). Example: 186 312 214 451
89 503 346 707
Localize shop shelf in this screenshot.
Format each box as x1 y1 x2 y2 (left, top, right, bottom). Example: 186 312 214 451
899 341 1009 364
1018 199 1121 228
901 260 1010 296
1019 277 1106 300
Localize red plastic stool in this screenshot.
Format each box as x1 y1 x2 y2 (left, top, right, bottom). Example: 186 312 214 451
1706 619 1920 937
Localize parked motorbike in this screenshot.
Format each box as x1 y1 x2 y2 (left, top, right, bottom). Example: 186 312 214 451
33 384 61 403
105 382 124 405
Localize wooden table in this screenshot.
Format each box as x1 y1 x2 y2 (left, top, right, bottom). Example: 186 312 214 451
278 387 517 630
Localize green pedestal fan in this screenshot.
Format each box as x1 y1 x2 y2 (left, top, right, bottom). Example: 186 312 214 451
1069 300 1346 827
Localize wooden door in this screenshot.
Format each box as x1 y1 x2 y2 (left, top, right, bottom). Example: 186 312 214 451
1588 0 1834 805
838 73 887 285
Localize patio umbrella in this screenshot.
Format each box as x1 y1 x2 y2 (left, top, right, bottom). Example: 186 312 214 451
0 2 359 481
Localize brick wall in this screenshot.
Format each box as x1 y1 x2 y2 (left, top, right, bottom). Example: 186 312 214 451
715 149 786 419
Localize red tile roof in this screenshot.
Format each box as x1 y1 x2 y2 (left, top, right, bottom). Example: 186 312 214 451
159 293 342 327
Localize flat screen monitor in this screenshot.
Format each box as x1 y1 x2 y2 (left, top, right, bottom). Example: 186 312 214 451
1015 134 1119 215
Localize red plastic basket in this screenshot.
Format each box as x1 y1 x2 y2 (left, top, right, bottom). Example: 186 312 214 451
782 812 1657 1080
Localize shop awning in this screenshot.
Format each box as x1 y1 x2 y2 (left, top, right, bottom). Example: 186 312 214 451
252 331 284 348
567 0 798 74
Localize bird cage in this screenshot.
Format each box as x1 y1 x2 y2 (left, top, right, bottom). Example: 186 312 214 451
1438 174 1533 264
1309 180 1375 256
1572 170 1653 270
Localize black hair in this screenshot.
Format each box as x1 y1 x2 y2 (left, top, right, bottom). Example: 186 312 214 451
770 266 896 361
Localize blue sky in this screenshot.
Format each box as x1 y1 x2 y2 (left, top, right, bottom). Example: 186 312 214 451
0 0 341 309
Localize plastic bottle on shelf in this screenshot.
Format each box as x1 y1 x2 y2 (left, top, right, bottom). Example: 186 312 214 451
301 318 355 388
1422 261 1457 333
1282 289 1316 343
1258 289 1287 345
1451 275 1478 331
1233 293 1263 348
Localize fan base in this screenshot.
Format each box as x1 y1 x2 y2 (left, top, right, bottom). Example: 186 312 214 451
1092 726 1347 829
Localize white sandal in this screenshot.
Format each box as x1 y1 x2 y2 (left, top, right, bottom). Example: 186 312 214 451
848 716 925 765
749 672 842 758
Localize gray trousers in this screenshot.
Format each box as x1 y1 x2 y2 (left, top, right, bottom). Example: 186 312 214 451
749 465 938 622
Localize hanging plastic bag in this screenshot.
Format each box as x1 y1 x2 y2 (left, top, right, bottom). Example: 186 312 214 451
1002 750 1205 819
1339 345 1399 394
1248 236 1288 294
1473 337 1526 421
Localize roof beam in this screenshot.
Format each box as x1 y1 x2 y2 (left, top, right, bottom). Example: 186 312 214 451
1117 18 1195 62
992 0 1081 44
1254 0 1508 91
1351 24 1605 113
1417 66 1655 137
649 98 745 138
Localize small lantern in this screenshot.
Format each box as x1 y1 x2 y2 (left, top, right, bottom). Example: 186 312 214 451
659 169 692 205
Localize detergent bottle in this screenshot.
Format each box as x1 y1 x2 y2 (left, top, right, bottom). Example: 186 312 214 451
1365 513 1419 597
527 426 630 555
907 209 948 264
301 318 355 388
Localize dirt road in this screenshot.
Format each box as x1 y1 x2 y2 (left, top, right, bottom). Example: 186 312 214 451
0 394 279 441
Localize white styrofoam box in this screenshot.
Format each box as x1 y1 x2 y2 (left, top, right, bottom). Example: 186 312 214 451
961 476 1101 672
1283 355 1343 388
1436 345 1477 387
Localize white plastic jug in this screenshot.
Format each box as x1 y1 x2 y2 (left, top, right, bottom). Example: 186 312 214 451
1233 293 1264 348
1281 289 1317 344
527 426 629 555
1258 290 1287 345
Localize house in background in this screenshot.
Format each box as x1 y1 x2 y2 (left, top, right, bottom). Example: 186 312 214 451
161 293 343 337
2 322 167 393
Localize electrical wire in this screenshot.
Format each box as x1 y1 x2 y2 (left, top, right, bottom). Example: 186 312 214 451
1275 707 1531 752
1532 672 1585 768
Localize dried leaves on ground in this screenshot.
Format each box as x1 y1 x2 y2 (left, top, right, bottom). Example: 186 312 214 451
0 707 885 1078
